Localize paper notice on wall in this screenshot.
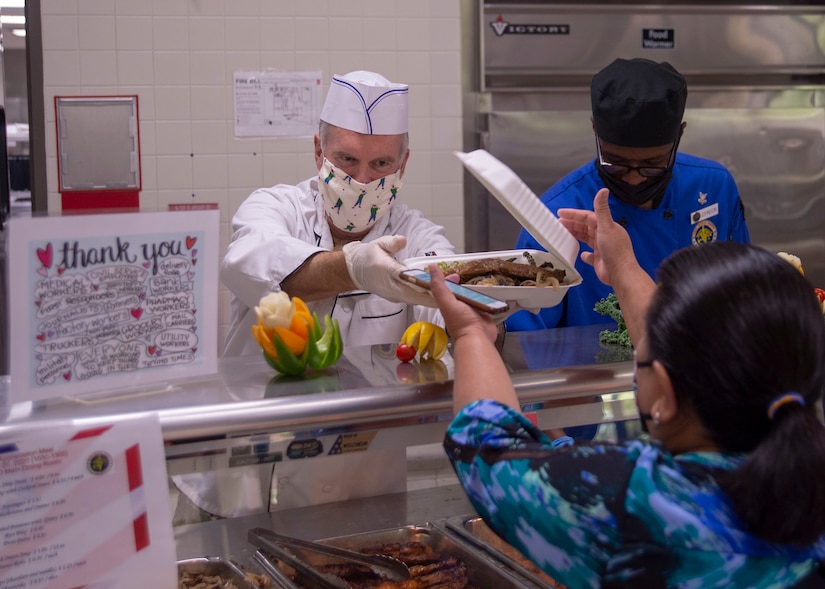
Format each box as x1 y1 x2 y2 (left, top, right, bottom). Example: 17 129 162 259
7 210 219 404
233 70 323 137
0 413 177 589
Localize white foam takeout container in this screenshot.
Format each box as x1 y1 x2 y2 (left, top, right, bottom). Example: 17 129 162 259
403 249 582 312
405 149 584 313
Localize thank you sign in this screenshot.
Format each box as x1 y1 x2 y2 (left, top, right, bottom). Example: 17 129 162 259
8 210 219 403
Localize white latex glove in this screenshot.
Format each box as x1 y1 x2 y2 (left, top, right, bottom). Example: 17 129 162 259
342 235 438 307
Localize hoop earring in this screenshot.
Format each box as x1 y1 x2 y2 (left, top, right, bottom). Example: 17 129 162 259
653 411 661 430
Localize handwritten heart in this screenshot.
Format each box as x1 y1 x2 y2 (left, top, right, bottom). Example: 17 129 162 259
93 284 99 291
36 268 48 277
191 258 198 266
192 347 198 353
36 243 53 269
34 300 41 307
148 345 157 355
47 331 54 337
36 333 46 341
139 292 146 300
186 236 197 250
57 267 65 275
63 372 72 381
131 308 143 320
186 271 194 280
143 262 150 268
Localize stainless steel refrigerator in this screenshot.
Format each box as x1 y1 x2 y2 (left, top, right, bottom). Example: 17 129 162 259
461 0 825 288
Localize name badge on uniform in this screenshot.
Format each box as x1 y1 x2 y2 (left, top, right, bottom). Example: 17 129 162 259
691 203 719 225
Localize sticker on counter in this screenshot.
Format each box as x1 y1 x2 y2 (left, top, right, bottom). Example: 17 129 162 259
8 210 220 403
286 439 324 460
327 432 377 455
228 452 282 468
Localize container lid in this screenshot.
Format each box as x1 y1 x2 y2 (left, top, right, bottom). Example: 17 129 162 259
455 149 580 266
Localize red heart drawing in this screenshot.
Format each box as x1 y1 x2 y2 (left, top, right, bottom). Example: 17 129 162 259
192 347 198 353
34 300 41 307
148 345 157 355
186 236 197 250
36 333 46 341
192 258 198 265
36 243 53 269
63 372 72 381
131 308 143 319
57 266 65 275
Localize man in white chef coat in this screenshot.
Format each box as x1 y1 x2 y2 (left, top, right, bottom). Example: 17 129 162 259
173 71 456 522
221 70 455 353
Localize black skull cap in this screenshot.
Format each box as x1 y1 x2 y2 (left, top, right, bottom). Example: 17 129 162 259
591 58 687 148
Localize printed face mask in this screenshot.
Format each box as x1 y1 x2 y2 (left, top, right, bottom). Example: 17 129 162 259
318 158 402 233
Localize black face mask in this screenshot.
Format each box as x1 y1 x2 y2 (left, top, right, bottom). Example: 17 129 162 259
597 164 674 208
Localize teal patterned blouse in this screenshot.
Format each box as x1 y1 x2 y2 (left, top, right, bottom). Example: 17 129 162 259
444 399 825 588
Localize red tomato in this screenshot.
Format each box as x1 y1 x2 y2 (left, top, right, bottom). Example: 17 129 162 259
815 288 825 304
395 344 417 363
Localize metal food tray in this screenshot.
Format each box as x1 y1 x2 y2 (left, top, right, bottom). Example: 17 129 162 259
178 556 262 589
444 515 567 589
313 523 536 588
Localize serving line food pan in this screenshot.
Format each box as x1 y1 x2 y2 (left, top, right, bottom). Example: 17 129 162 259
403 249 582 312
178 556 263 589
255 522 541 589
444 515 567 589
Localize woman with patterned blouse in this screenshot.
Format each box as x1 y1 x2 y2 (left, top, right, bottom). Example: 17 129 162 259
429 188 825 588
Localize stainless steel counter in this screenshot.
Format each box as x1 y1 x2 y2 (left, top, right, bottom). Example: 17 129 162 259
1 324 634 569
0 324 636 481
0 324 633 439
0 325 635 477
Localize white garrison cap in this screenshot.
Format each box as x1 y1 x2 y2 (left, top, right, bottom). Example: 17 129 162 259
320 71 409 135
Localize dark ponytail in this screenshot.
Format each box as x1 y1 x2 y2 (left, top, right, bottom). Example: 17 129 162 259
720 402 825 544
646 242 825 545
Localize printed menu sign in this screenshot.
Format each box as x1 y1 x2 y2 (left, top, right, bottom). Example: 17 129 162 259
8 210 219 403
0 414 177 589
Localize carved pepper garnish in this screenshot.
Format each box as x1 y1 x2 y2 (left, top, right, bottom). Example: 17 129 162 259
251 292 342 375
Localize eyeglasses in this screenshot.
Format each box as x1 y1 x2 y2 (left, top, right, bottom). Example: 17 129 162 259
632 352 654 386
633 353 655 422
595 135 677 178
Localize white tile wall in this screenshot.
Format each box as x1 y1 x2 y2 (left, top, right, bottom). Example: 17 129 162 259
41 0 465 356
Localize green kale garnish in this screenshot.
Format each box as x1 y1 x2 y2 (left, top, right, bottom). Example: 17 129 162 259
594 293 632 348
